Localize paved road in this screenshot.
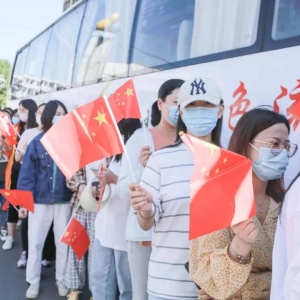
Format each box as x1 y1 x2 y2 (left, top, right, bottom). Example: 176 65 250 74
0 230 91 300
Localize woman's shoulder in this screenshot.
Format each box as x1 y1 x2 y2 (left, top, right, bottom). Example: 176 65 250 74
126 127 153 146
132 127 152 138
151 141 187 158
24 127 39 134
21 128 39 138
27 132 45 151
33 131 44 141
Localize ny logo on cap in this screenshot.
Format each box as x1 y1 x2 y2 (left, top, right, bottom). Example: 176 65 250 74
190 79 206 96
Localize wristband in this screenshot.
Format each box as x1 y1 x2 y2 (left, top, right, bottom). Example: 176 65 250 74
138 205 156 220
230 244 251 264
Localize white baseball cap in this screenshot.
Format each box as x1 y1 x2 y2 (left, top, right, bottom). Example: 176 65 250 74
178 76 222 109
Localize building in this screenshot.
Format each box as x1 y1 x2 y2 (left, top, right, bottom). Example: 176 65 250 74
63 0 81 11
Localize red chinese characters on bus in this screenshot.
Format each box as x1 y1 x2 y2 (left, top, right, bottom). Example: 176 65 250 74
228 82 251 131
273 80 300 131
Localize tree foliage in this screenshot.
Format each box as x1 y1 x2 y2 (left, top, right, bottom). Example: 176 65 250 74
0 60 11 107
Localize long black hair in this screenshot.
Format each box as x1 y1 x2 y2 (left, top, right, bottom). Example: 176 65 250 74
228 106 290 203
11 109 18 118
37 103 46 110
1 108 12 119
41 100 68 132
114 118 141 162
19 99 37 130
3 107 13 114
151 79 184 127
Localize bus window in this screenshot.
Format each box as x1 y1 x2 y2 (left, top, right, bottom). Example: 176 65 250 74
10 47 29 100
272 0 300 40
22 29 51 97
130 0 260 74
41 3 86 93
72 0 136 87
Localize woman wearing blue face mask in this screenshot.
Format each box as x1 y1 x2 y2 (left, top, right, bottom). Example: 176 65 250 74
3 99 37 252
11 109 20 125
15 103 55 270
17 100 73 299
128 76 224 300
118 78 184 300
189 107 295 300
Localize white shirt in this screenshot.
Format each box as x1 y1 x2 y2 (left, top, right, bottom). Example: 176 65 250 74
118 127 155 242
271 176 300 300
94 158 128 252
140 142 197 300
17 128 40 153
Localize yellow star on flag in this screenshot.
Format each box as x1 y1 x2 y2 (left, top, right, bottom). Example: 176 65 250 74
124 88 134 97
205 143 217 156
215 168 219 174
201 167 206 173
223 158 228 164
64 231 69 237
82 114 86 119
93 111 107 126
4 192 10 196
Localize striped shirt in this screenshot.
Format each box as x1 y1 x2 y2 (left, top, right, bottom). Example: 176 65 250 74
140 142 198 300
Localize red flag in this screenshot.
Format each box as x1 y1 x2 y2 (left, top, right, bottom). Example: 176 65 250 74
180 133 255 240
60 218 90 260
108 79 142 123
1 199 8 211
0 189 34 213
0 114 18 145
41 97 124 179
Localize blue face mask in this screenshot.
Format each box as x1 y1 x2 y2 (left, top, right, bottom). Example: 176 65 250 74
181 107 219 137
12 117 20 124
164 105 179 127
52 115 63 124
250 145 289 181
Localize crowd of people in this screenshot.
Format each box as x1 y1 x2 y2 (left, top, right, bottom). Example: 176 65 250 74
0 76 299 300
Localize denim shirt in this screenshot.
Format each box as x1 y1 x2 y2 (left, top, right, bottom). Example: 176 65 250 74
17 132 73 205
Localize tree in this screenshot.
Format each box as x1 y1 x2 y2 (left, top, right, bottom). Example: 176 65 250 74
0 60 11 107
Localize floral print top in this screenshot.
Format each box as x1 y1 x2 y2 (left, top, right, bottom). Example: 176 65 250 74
189 199 280 300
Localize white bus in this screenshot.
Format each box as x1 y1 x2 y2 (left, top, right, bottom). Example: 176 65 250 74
7 0 300 184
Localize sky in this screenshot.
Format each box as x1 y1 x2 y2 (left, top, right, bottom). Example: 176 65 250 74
0 0 63 64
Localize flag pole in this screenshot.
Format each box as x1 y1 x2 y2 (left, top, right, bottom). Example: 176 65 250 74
102 95 137 183
59 202 81 241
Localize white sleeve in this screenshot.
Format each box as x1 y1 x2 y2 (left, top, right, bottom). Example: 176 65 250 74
284 210 300 299
118 133 144 199
140 154 162 223
17 131 29 153
107 159 121 199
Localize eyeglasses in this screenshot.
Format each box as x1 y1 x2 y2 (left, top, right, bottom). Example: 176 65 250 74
253 139 298 158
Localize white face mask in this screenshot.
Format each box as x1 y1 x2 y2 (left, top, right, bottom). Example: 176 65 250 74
18 110 28 123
